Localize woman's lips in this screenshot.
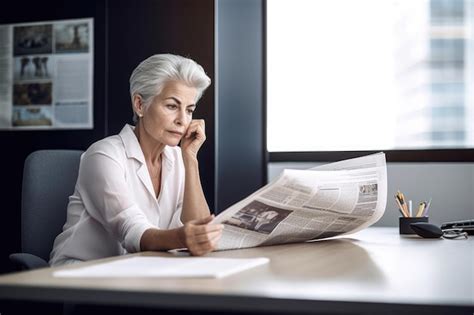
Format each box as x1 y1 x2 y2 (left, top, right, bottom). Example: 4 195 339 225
168 130 184 137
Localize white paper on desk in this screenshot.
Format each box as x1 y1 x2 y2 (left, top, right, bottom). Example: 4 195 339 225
53 256 269 278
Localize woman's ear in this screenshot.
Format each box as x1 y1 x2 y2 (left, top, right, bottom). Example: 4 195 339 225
133 94 144 117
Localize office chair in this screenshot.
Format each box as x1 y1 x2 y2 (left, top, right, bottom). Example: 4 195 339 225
9 150 83 271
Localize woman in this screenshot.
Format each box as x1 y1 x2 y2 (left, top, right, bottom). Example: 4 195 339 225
50 54 223 266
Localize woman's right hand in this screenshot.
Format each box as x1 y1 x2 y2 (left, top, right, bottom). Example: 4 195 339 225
178 215 224 256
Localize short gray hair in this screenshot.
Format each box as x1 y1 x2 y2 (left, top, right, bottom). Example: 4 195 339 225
129 54 211 123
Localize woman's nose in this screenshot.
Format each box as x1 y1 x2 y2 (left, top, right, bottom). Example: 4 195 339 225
175 109 189 126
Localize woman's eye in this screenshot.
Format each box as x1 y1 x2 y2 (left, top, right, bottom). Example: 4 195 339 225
166 104 177 110
187 109 194 114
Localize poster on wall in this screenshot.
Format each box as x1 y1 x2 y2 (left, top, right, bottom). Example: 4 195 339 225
0 18 93 130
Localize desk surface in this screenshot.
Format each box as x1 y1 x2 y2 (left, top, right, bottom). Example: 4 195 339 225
0 227 472 314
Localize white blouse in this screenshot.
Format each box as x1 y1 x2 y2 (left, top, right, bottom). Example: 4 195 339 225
49 124 185 266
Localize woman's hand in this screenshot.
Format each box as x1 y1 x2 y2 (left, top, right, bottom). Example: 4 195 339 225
178 215 223 256
180 119 206 160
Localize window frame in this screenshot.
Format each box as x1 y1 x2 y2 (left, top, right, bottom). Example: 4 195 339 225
269 150 474 163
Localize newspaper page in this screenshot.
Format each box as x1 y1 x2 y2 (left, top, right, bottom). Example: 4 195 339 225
0 18 93 130
213 153 387 250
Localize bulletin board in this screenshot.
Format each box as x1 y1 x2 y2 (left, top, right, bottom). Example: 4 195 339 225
0 18 93 130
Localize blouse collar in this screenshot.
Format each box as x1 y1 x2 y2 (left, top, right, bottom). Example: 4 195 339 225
119 124 173 171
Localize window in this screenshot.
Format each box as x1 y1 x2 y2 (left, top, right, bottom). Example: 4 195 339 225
266 0 473 157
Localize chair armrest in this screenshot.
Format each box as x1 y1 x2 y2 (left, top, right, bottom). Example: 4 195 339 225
9 253 49 271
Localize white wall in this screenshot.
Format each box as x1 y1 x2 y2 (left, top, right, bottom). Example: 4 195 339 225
268 162 474 227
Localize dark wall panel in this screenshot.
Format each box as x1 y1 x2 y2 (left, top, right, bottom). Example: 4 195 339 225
216 0 265 212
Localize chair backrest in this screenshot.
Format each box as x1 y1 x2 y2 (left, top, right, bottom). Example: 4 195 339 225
21 150 83 262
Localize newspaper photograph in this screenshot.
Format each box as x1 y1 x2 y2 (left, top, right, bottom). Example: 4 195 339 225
213 152 387 250
0 18 93 130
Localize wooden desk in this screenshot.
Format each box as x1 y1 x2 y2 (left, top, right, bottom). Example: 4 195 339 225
0 227 472 314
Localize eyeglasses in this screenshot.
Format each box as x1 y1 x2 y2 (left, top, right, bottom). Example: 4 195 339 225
442 229 468 240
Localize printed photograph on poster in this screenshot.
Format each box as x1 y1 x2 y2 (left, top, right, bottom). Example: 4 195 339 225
13 82 52 105
55 22 90 53
13 24 53 56
12 106 52 127
14 55 54 80
0 18 93 130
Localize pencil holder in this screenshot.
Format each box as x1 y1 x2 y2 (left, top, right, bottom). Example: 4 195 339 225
399 217 429 234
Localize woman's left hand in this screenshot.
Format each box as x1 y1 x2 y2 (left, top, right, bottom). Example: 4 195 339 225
181 119 206 159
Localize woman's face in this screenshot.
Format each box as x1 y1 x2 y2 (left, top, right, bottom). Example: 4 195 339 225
141 81 198 146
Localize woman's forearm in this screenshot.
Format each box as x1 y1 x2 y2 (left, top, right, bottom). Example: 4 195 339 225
181 156 211 223
140 216 223 255
140 228 184 251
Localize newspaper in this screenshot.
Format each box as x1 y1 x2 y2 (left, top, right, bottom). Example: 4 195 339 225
213 152 387 250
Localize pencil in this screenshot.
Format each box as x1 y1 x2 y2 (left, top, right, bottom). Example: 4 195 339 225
416 202 425 217
397 192 409 216
423 198 432 217
395 195 409 217
400 192 408 214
